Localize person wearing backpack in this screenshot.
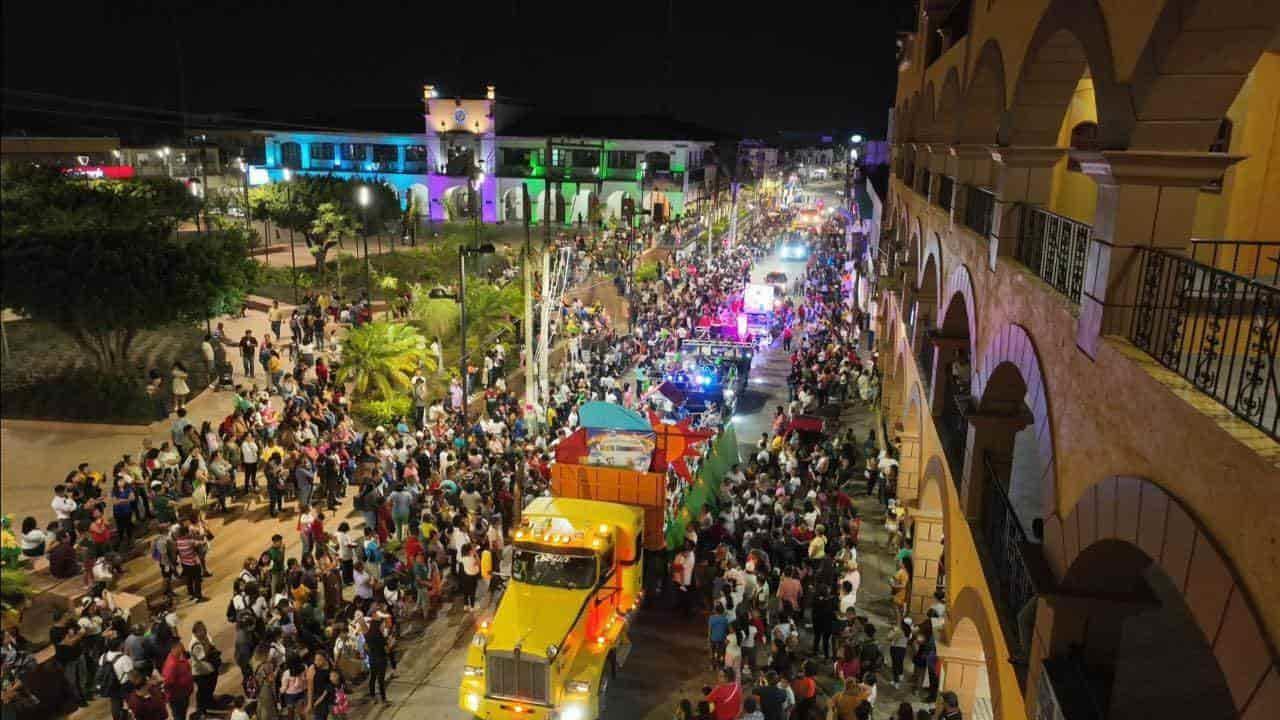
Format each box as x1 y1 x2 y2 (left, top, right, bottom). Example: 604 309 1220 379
98 634 134 720
188 621 221 717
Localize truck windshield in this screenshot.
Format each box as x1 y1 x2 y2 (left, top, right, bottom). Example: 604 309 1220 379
512 548 597 589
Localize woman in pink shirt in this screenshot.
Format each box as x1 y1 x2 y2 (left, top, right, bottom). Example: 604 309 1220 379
776 567 803 614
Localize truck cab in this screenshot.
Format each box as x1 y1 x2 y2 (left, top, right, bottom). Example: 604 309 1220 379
460 497 644 720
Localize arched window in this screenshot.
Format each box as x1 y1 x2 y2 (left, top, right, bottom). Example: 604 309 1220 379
1204 119 1233 192
1066 121 1099 173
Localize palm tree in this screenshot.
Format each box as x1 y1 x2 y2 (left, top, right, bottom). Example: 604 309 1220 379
462 281 523 346
336 322 432 400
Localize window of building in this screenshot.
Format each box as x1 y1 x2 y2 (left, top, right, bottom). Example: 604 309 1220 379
550 148 565 167
1066 121 1099 172
571 150 600 168
503 148 534 167
341 143 367 161
279 142 302 169
608 150 637 169
371 145 399 165
1204 119 1233 192
309 142 335 161
404 145 427 163
644 151 670 172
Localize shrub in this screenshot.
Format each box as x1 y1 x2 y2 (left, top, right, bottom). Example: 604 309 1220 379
352 395 411 428
1 368 156 424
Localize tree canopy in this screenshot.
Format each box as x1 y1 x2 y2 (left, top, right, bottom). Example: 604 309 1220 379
1 168 257 373
337 322 431 400
249 175 400 269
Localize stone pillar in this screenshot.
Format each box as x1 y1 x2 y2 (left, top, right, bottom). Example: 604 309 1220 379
986 146 1064 272
959 411 1032 520
948 145 993 233
1076 151 1243 358
907 506 944 618
929 335 969 418
896 429 922 503
935 639 988 717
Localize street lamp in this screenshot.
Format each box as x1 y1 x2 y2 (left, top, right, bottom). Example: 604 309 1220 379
357 185 372 301
445 242 496 420
469 168 485 249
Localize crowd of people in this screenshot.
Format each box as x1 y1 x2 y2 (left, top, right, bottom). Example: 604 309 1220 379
1 207 964 720
666 233 958 720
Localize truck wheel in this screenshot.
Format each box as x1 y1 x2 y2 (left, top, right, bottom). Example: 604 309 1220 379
598 654 616 717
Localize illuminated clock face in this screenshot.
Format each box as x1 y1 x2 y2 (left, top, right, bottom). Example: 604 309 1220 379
454 109 468 124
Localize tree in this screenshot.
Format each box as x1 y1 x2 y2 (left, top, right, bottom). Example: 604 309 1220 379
336 322 431 400
310 202 359 274
409 279 522 347
2 169 257 374
250 175 400 271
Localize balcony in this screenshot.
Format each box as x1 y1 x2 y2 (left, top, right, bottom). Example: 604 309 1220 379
605 166 640 181
1017 206 1091 305
938 175 955 213
497 164 534 178
917 168 933 201
962 185 995 238
903 162 916 188
1126 244 1279 440
977 451 1040 682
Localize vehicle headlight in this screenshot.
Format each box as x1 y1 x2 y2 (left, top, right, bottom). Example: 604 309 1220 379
463 664 484 677
560 704 586 720
564 680 590 694
546 643 559 659
464 692 481 712
472 633 487 647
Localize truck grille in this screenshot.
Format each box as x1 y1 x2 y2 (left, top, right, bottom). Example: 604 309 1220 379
486 653 550 704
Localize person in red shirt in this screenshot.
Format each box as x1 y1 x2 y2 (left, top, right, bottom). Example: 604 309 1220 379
704 668 742 720
161 643 194 720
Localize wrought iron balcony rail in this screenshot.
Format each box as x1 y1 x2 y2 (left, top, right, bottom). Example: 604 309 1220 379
963 186 995 238
1127 247 1279 440
979 451 1038 686
917 168 932 200
1190 239 1280 287
1017 206 1091 305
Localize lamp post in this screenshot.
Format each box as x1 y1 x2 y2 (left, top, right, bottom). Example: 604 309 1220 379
470 168 485 249
445 242 496 421
357 185 372 302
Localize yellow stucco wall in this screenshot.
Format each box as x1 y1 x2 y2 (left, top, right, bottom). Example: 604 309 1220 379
1222 52 1280 244
1048 75 1099 224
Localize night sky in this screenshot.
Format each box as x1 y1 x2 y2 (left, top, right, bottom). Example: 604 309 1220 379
3 0 903 141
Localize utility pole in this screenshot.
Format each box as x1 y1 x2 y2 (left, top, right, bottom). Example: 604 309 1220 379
538 248 552 408
459 249 469 418
522 185 536 413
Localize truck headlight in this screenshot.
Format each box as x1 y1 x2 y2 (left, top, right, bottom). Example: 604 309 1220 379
463 665 484 677
546 643 559 659
564 680 590 694
464 692 481 712
560 704 586 720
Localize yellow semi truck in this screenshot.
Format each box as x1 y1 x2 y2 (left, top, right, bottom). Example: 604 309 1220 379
459 496 645 720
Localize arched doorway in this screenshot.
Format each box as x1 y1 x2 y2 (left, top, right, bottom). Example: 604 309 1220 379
537 189 565 225
1036 476 1277 720
442 185 475 221
913 244 940 386
502 187 524 222
935 265 977 484
569 188 596 228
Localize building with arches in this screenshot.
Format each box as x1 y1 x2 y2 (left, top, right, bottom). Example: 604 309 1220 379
876 2 1280 718
248 85 716 228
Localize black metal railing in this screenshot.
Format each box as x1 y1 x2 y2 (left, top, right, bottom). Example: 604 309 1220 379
1128 247 1279 440
980 452 1037 662
1041 651 1108 720
937 176 955 212
1017 206 1092 304
938 377 970 490
1191 239 1280 287
917 332 936 396
903 162 916 188
918 168 932 200
963 186 996 238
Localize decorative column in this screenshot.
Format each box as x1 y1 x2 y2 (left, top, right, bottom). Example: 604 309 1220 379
986 146 1064 272
935 640 988 716
895 427 922 503
948 145 994 235
1075 151 1243 358
907 505 944 618
959 411 1032 520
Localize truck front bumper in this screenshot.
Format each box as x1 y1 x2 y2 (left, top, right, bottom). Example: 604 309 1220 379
459 691 596 720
